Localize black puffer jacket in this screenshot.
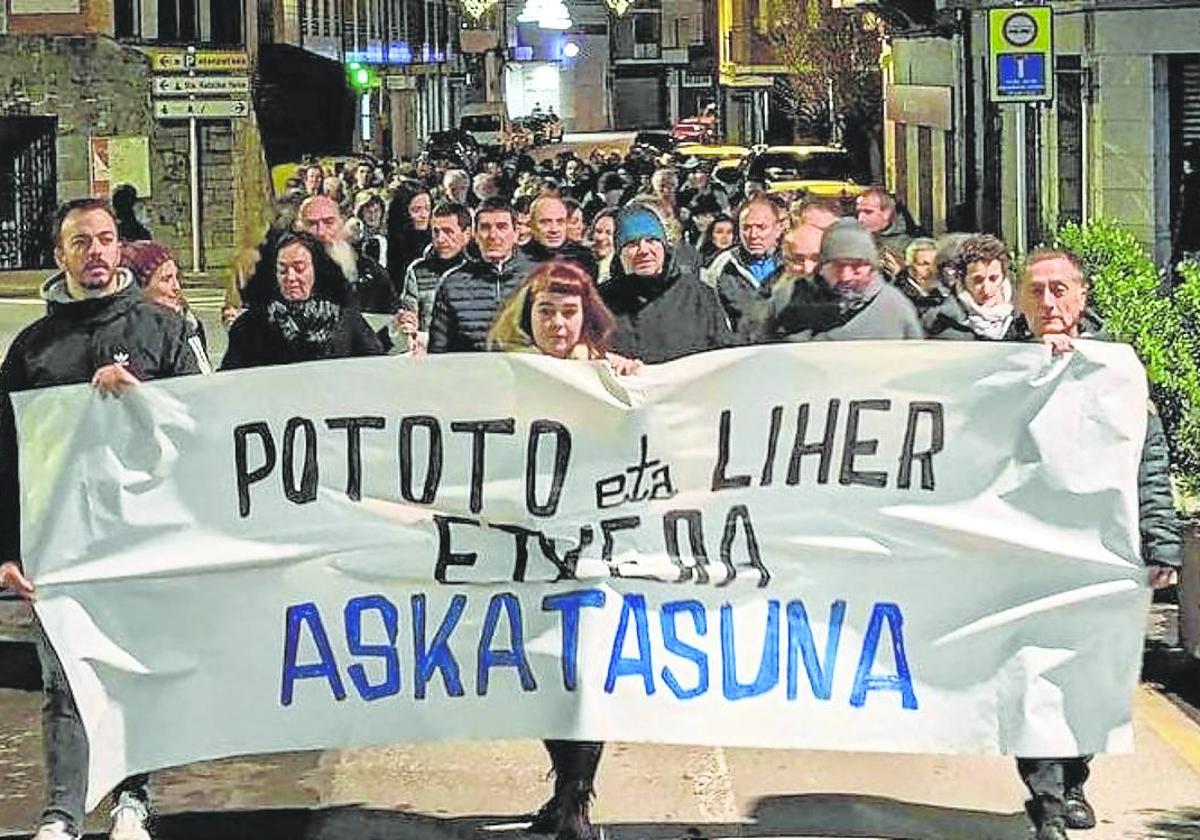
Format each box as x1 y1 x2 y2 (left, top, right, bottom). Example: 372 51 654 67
520 239 599 281
601 249 733 364
427 246 535 353
0 270 201 561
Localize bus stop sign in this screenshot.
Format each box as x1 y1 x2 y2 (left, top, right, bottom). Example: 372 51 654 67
989 6 1054 103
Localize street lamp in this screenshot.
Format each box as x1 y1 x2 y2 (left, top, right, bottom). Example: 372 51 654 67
562 41 580 58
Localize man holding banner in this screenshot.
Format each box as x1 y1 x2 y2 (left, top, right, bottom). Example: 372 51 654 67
0 198 201 840
1014 246 1181 840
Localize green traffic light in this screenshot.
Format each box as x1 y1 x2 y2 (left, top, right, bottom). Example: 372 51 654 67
355 68 370 87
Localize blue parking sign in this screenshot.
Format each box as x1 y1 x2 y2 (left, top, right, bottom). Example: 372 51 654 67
996 53 1047 96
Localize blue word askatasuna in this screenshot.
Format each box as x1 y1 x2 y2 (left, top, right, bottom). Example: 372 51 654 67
280 591 917 710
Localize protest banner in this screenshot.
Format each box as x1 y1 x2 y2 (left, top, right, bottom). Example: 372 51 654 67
14 342 1152 807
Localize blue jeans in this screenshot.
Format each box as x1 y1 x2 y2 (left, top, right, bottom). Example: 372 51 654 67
36 620 148 833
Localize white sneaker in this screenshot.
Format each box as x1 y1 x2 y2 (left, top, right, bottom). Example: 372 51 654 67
33 821 79 840
109 790 152 840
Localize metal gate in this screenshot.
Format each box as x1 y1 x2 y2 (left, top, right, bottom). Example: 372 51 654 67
0 117 57 270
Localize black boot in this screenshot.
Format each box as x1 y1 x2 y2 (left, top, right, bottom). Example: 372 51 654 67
1026 798 1069 840
529 741 570 834
553 741 603 840
556 779 599 840
1063 784 1096 830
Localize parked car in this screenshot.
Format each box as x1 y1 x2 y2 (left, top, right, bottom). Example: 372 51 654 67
424 130 480 169
525 109 564 144
632 130 675 155
540 109 564 143
508 118 537 151
670 114 718 144
460 102 512 151
674 142 751 164
742 145 856 186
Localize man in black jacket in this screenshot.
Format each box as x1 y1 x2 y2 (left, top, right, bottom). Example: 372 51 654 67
519 194 599 280
0 198 200 840
601 205 732 363
427 197 534 353
1014 247 1181 840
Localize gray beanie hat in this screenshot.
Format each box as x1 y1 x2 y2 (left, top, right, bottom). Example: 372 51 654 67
820 219 880 269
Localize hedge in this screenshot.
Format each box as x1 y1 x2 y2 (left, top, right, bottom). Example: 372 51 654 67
1056 220 1200 488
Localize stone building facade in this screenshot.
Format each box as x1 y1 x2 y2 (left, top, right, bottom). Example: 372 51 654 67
0 0 266 272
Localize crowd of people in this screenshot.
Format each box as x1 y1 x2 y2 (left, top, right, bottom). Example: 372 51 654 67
0 133 1186 840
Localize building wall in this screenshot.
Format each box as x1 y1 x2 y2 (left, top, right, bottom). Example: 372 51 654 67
887 2 1200 258
8 0 112 36
0 36 245 269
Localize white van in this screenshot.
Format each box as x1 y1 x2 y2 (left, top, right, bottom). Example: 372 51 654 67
460 102 510 150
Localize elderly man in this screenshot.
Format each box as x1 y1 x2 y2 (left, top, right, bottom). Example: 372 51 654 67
765 218 922 341
0 198 201 840
519 193 598 279
600 205 731 363
1013 247 1180 840
442 169 471 205
895 236 945 313
856 187 911 277
298 195 398 315
427 197 534 353
704 195 788 332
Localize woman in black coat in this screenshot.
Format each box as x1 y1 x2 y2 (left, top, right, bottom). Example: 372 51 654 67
221 231 384 370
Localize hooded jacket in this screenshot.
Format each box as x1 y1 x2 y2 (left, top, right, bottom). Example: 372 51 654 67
600 248 733 364
0 268 201 561
427 245 535 353
401 243 468 331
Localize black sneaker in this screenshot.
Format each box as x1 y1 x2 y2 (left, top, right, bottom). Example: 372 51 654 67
1064 786 1096 830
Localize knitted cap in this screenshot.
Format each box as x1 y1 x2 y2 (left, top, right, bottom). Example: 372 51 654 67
121 240 176 287
820 219 879 269
614 206 666 251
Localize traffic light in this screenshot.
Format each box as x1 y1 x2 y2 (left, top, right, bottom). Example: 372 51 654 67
346 60 379 93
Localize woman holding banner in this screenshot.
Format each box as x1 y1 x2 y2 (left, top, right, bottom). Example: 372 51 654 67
488 260 640 840
221 231 385 370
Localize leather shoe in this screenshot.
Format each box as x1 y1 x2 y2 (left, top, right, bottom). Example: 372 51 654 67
1064 787 1096 830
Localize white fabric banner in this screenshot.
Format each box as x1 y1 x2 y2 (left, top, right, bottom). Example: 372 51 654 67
15 342 1152 807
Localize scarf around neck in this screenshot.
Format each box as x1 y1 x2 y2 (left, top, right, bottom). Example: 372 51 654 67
956 282 1014 340
266 298 342 349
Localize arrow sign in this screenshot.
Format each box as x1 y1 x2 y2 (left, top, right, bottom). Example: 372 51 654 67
153 75 251 96
155 99 250 120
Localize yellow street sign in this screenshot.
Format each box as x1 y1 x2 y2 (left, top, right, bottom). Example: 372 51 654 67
149 49 250 73
988 6 1054 103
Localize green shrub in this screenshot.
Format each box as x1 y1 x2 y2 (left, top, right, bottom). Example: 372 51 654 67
1056 220 1200 488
